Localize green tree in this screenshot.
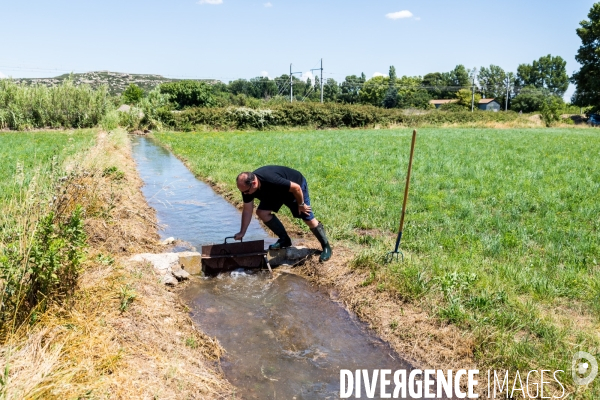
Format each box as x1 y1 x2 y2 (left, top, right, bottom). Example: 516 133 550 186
339 73 365 104
455 88 481 110
511 86 563 113
359 76 388 106
159 80 214 109
444 65 471 88
360 75 430 109
294 77 310 99
248 77 278 99
397 89 432 109
478 65 507 99
382 66 398 108
422 72 445 99
571 2 600 108
516 54 569 97
121 83 144 105
323 78 340 102
423 65 470 99
540 96 562 126
228 79 251 96
274 74 289 97
396 76 430 109
311 75 322 101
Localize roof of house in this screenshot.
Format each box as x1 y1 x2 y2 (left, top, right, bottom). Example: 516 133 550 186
478 98 499 104
429 99 458 104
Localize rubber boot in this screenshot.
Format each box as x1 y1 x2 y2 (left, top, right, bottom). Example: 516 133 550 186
310 222 332 262
264 215 292 250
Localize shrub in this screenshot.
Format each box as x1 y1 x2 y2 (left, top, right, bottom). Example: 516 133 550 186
1 204 87 330
118 106 144 131
0 78 112 130
159 80 215 110
121 83 144 105
166 102 522 131
440 102 466 112
540 96 562 127
511 86 563 113
226 107 275 129
100 110 120 131
138 88 172 130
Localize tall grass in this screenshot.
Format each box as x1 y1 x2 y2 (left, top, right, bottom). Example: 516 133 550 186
154 127 600 394
0 79 113 130
0 131 95 336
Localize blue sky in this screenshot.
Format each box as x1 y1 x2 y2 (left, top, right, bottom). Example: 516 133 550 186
0 0 595 100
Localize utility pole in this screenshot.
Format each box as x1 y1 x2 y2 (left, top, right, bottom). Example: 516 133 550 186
470 67 477 112
471 78 475 112
310 58 324 103
321 59 323 103
289 63 302 103
505 77 510 111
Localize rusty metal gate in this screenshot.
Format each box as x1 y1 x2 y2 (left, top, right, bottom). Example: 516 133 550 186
201 237 268 273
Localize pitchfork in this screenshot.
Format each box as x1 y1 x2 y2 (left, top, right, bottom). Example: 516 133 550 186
385 129 417 263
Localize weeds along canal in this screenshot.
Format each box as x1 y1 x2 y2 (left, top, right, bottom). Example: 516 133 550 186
130 136 415 399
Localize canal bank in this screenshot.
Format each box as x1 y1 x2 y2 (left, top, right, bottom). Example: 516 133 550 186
0 129 235 399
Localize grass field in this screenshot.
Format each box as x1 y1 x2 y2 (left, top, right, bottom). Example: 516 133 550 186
0 130 96 331
0 130 96 203
154 127 600 393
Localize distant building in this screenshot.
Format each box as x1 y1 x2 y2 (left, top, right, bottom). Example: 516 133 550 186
429 98 503 111
429 99 458 109
478 98 501 112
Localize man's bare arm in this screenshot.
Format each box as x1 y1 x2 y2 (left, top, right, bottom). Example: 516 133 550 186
289 182 311 214
234 202 254 240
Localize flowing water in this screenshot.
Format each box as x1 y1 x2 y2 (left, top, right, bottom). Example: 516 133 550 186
131 136 418 399
130 135 269 246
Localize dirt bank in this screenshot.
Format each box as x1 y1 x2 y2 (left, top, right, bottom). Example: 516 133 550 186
0 129 234 399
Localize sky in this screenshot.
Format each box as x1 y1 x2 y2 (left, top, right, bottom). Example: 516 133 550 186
0 0 596 101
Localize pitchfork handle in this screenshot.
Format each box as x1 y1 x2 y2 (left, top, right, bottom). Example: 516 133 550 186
395 129 417 247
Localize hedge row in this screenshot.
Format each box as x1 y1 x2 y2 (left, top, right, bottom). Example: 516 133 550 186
166 103 522 131
0 79 113 130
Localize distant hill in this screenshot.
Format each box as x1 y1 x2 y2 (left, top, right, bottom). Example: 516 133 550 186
11 71 219 95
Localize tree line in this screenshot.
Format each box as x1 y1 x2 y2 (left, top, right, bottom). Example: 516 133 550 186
121 54 573 114
123 1 600 115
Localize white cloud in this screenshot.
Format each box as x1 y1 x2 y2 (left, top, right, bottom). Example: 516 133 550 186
372 72 385 77
0 71 6 79
198 0 223 4
386 10 414 20
300 71 314 83
261 71 271 79
264 2 272 7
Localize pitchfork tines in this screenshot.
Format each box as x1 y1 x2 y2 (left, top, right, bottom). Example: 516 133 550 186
384 129 416 264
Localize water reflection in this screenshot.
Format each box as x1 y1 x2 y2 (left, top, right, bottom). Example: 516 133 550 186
130 136 269 247
182 272 414 399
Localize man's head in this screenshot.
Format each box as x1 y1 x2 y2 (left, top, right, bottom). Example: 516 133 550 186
236 172 258 195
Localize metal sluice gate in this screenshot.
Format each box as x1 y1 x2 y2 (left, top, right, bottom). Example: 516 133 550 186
201 237 272 274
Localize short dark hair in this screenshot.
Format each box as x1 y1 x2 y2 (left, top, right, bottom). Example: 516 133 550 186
237 172 255 187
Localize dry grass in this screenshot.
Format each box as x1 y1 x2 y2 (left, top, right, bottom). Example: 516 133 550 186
0 129 234 399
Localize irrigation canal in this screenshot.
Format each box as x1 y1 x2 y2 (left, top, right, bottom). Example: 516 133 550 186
130 136 418 399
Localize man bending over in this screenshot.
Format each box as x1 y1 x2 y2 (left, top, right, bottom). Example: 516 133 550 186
233 165 332 262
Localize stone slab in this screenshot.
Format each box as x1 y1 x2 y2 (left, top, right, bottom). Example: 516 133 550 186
268 246 314 266
178 251 202 275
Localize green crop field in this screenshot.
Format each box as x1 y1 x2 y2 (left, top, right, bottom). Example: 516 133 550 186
0 130 96 204
154 127 600 394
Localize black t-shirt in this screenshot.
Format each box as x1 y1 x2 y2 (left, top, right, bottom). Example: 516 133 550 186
242 165 305 204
